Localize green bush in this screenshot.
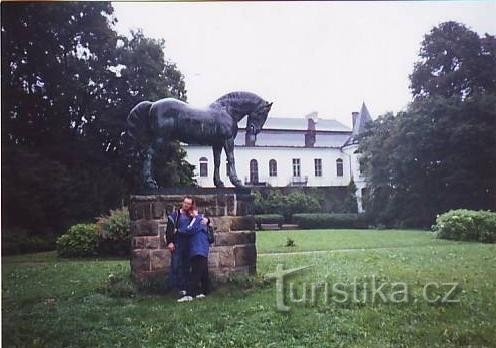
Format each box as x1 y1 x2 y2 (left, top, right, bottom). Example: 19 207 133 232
253 190 321 220
433 209 496 243
254 214 284 229
292 213 369 229
96 207 131 256
56 223 99 257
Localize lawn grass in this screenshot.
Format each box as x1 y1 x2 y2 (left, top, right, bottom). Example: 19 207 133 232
256 229 447 253
2 229 495 347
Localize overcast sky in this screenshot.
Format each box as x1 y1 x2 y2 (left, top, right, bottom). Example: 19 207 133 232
112 1 495 128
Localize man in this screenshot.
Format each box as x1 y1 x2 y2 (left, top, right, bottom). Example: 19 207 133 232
165 196 209 301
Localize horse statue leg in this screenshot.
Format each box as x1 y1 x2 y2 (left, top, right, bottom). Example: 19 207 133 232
143 144 159 190
224 138 243 187
142 136 166 191
212 144 225 187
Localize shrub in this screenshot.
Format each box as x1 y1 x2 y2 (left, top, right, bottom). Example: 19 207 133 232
96 207 131 256
254 214 284 229
433 209 496 243
253 190 320 220
56 223 99 257
292 213 369 229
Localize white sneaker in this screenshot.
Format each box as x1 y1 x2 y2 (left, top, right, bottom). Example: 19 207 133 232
195 294 206 299
177 295 193 303
178 290 187 296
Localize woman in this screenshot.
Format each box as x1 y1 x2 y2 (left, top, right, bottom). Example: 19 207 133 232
176 204 212 302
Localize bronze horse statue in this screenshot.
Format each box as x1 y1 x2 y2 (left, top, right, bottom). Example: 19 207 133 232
127 91 272 190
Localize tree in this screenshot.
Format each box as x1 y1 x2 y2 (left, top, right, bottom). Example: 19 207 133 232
361 21 496 228
410 21 496 100
1 2 194 245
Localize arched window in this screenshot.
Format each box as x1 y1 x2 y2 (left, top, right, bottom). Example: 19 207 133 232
269 159 277 177
199 157 208 177
250 159 259 184
336 158 343 177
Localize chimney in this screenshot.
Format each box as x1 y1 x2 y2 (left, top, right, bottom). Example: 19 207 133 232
305 118 316 147
245 130 256 146
352 112 359 128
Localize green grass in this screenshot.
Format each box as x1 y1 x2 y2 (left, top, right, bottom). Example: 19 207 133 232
2 229 496 347
256 229 446 253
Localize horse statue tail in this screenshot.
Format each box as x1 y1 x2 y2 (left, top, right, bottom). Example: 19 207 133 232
127 101 154 148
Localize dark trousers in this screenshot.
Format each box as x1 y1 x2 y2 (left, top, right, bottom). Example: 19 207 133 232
189 255 209 296
169 243 191 293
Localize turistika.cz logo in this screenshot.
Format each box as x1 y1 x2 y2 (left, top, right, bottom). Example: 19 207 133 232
265 264 461 312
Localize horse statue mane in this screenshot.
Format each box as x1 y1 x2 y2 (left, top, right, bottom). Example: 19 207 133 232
127 91 273 190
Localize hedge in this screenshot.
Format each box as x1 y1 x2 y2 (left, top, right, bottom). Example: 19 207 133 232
292 213 368 229
433 209 496 243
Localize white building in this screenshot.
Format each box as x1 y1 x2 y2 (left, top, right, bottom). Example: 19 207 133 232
182 103 373 212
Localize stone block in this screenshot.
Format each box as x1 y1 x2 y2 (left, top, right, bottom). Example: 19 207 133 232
234 244 257 267
150 249 171 271
129 202 153 220
207 250 220 268
210 217 232 232
209 216 255 232
230 216 255 231
151 201 168 219
130 219 162 236
214 231 256 246
130 249 150 273
132 236 161 249
210 245 235 268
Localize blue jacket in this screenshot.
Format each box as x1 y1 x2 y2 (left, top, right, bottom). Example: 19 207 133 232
177 213 210 258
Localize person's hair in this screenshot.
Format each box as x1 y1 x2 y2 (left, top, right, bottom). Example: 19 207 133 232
183 195 195 204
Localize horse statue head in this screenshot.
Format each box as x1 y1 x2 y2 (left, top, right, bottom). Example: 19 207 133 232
246 100 273 135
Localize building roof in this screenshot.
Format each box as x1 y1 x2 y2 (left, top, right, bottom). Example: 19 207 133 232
238 116 351 132
233 130 351 147
343 102 373 147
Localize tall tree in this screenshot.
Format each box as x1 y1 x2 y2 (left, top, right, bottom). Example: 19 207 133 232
1 2 193 244
361 21 496 228
410 21 496 100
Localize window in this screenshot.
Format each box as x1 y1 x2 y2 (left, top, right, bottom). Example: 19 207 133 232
199 157 208 177
250 159 259 184
292 158 301 177
226 161 230 177
269 159 277 177
359 158 365 175
336 158 343 177
314 158 322 177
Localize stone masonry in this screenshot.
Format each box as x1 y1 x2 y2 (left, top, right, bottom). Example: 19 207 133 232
129 188 256 286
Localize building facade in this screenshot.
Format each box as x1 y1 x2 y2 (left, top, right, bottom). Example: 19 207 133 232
182 103 373 212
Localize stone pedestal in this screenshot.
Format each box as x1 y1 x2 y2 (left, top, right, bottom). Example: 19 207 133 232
128 188 256 286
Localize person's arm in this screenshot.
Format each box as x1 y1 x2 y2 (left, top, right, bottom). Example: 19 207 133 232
178 214 202 235
165 211 177 251
201 216 210 225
